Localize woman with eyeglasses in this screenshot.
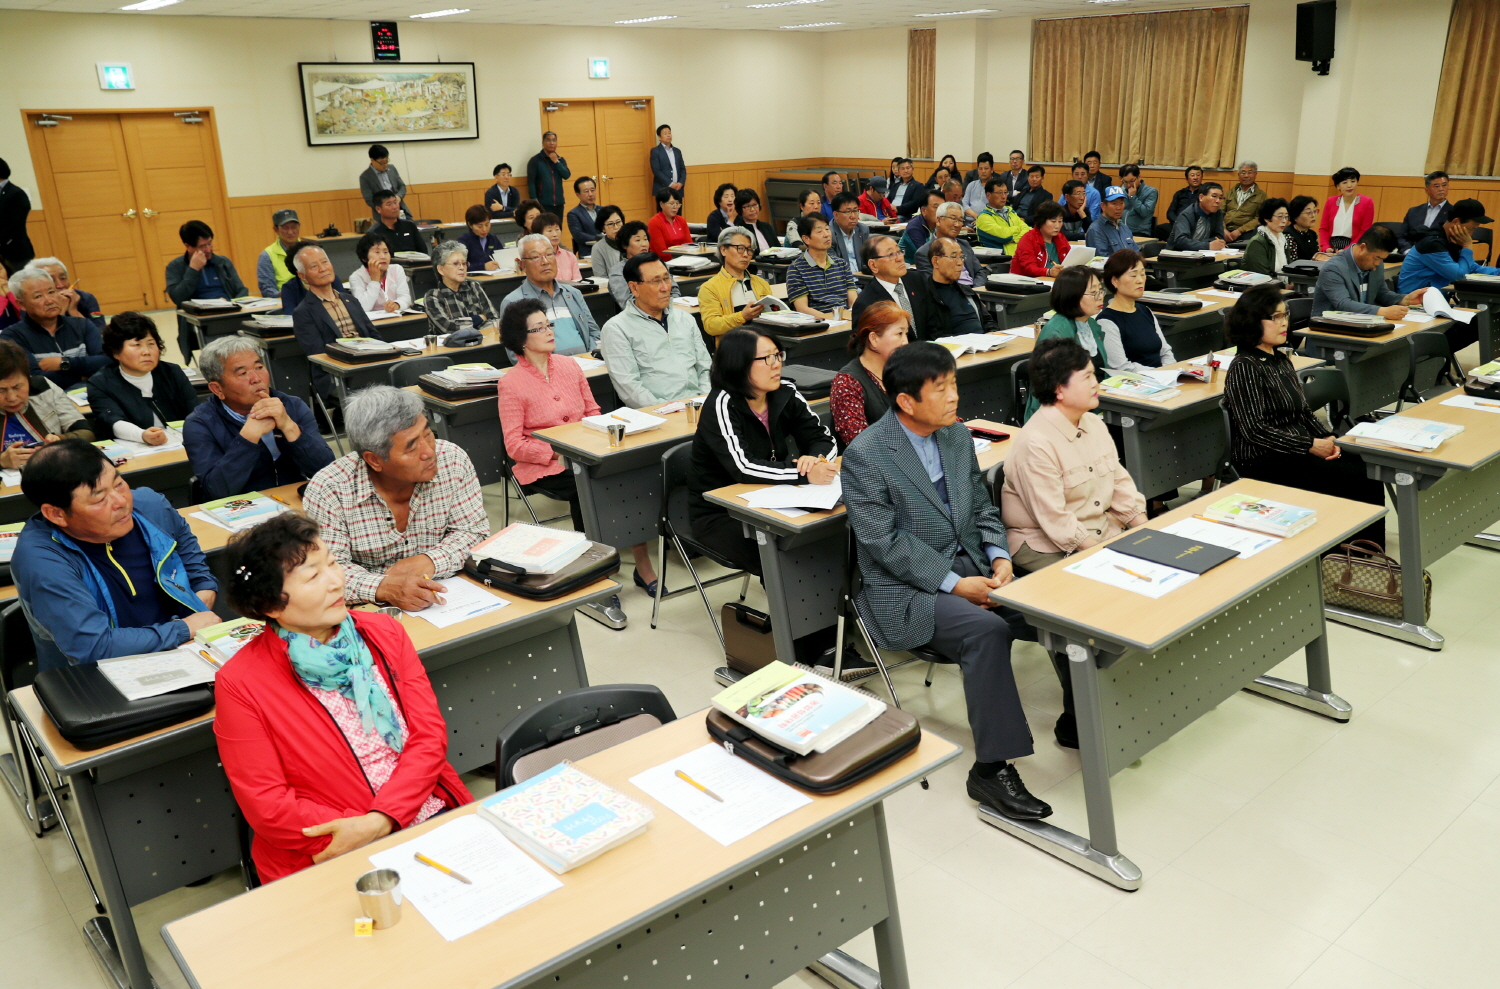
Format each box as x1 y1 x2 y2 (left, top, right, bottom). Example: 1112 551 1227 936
734 190 780 253
698 227 772 342
1241 198 1292 276
687 326 838 575
647 187 691 255
588 206 626 283
1024 266 1106 422
1286 196 1335 263
423 241 499 337
1223 284 1385 546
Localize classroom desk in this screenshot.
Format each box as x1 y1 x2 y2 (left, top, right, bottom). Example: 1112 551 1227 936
1095 353 1324 497
161 714 960 989
1145 251 1237 290
703 423 1014 668
951 334 1037 424
974 284 1052 331
1150 289 1234 357
989 480 1384 889
10 566 619 989
178 301 284 352
1334 387 1500 649
242 312 430 406
406 363 617 486
1293 308 1482 419
0 446 194 524
1451 274 1500 311
307 320 507 408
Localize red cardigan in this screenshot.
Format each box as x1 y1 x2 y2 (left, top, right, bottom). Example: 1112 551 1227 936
1318 194 1374 251
1010 227 1071 277
214 611 473 883
497 354 601 485
648 212 692 254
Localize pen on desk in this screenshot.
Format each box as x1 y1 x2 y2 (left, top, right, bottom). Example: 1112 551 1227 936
265 493 291 506
1113 563 1153 582
1475 400 1500 408
611 413 630 423
675 769 724 802
413 851 472 885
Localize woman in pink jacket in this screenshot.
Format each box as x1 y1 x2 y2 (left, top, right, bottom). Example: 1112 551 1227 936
1319 167 1375 251
215 513 472 884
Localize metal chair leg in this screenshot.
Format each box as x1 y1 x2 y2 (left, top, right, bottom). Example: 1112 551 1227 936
738 572 750 602
674 534 724 648
510 477 542 524
17 720 103 912
313 391 347 455
924 661 937 687
852 613 903 711
650 535 667 630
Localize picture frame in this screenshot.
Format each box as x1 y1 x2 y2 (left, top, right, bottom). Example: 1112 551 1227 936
297 61 479 147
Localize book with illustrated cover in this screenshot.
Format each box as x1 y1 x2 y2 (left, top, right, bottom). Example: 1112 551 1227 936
1344 416 1464 453
201 493 286 531
1204 494 1317 537
471 523 589 573
0 522 22 563
478 762 653 874
711 660 884 756
193 618 265 665
1100 372 1181 403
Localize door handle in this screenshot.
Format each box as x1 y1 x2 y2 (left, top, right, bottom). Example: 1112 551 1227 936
601 175 611 181
122 208 137 218
142 208 159 217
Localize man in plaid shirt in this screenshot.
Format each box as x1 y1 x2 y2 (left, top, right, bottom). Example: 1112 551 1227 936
303 386 488 609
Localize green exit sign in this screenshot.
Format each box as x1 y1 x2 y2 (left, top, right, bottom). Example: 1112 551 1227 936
97 63 134 90
588 57 610 79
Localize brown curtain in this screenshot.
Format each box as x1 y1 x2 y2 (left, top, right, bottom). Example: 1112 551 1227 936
907 28 936 161
1030 5 1248 168
1427 0 1500 176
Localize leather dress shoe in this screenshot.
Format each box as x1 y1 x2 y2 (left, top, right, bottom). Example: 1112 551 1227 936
1054 712 1079 749
967 764 1052 820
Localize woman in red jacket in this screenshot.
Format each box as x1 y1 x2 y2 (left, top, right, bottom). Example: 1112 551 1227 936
1010 200 1070 278
1319 166 1374 252
215 513 472 883
647 187 692 254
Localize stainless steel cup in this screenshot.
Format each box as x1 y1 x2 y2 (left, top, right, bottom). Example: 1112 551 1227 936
424 334 439 352
377 606 403 620
606 423 627 448
685 400 702 425
355 868 402 929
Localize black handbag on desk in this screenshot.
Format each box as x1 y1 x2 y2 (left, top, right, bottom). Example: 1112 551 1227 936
32 663 214 750
779 365 836 400
463 541 620 600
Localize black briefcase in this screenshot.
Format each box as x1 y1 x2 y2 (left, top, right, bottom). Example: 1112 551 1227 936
417 373 497 401
32 663 214 750
1308 317 1396 337
780 364 836 400
1138 292 1205 314
559 279 600 294
463 541 620 600
325 340 401 363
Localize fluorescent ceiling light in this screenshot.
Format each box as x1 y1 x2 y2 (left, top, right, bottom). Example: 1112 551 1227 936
914 8 997 15
409 7 469 16
780 21 841 28
1085 0 1132 4
615 15 677 23
748 0 823 7
120 0 180 9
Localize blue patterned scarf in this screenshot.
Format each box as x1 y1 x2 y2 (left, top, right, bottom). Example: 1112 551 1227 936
278 616 404 752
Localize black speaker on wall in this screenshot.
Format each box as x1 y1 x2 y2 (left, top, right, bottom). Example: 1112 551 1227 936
1296 0 1336 75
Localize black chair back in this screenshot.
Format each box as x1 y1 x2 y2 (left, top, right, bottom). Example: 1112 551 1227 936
1010 358 1032 421
1217 403 1240 484
388 355 453 388
495 685 676 786
1286 296 1313 331
0 602 38 696
586 290 622 329
1399 330 1461 408
1378 221 1408 246
1298 366 1353 434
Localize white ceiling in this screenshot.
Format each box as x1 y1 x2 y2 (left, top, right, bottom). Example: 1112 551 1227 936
0 0 1218 32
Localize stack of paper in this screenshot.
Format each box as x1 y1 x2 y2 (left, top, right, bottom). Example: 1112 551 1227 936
478 762 654 874
66 386 89 408
95 430 184 460
1344 415 1464 452
394 250 431 262
0 522 22 563
430 363 504 387
1418 286 1474 324
337 337 399 353
582 407 667 435
233 297 282 311
572 356 607 371
1159 249 1214 259
934 333 1014 355
757 311 821 329
471 522 589 573
250 314 293 330
401 578 509 628
759 247 802 260
187 298 237 309
666 255 715 271
1219 269 1275 287
97 648 219 701
200 492 287 531
741 477 843 512
629 743 812 846
1161 516 1280 558
1063 547 1197 599
711 660 884 756
364 309 402 321
1317 311 1390 328
1100 372 1181 402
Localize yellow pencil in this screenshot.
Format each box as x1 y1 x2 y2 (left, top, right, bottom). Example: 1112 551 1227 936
611 413 630 422
413 851 472 885
1112 563 1153 582
675 769 724 802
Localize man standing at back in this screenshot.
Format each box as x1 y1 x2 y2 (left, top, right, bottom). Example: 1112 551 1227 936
1001 150 1028 197
256 209 302 299
650 124 686 198
359 144 407 221
0 158 33 271
528 131 571 225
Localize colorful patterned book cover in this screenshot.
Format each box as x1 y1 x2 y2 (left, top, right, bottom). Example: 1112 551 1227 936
479 762 653 871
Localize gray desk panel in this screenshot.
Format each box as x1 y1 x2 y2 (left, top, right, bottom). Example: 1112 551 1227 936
753 525 845 666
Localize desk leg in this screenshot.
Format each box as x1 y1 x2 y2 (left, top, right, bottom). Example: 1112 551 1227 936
1322 472 1444 650
1243 632 1353 721
69 770 153 989
808 803 908 989
976 642 1142 890
1465 532 1500 553
752 524 799 667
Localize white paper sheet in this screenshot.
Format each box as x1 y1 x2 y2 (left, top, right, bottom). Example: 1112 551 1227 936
629 743 812 846
1401 312 1435 324
97 648 218 701
572 356 607 371
190 511 234 532
0 469 19 488
366 815 562 942
1421 286 1474 324
1009 325 1036 339
364 309 402 321
741 476 842 512
1062 547 1198 599
401 579 509 628
771 507 811 519
1160 516 1281 559
1441 394 1500 414
104 429 185 459
1198 289 1241 300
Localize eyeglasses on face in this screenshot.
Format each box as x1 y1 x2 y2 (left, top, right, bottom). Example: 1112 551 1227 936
1271 310 1290 323
874 251 904 262
527 320 555 334
753 350 787 367
641 276 674 287
521 251 556 262
836 208 861 216
722 243 754 254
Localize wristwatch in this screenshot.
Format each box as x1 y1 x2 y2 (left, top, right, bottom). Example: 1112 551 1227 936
58 357 72 371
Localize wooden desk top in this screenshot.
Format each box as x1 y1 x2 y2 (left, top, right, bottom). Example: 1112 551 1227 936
992 478 1385 653
1336 387 1500 471
534 400 703 462
1098 353 1323 414
1293 310 1464 348
309 326 503 374
704 420 1017 531
181 482 306 553
161 714 960 989
0 445 190 500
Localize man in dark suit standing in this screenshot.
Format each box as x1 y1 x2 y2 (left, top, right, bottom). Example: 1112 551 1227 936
0 159 35 270
1402 170 1454 249
650 124 686 198
852 235 920 330
843 342 1051 821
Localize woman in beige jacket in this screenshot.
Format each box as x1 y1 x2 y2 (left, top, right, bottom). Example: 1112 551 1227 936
1001 337 1146 573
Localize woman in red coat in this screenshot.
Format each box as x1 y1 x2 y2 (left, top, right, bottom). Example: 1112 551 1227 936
215 513 472 883
647 187 692 255
1009 200 1071 278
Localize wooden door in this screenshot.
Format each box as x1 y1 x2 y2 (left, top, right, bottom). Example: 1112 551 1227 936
120 112 234 306
593 101 655 226
538 101 598 240
25 113 154 313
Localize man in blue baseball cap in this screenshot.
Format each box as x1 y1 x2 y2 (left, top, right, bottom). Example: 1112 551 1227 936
1086 185 1136 258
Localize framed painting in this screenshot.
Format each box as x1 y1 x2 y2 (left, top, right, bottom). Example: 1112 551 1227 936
298 62 479 146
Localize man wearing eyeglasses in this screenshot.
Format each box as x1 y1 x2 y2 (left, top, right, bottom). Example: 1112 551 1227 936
915 203 986 285
698 227 773 342
828 192 870 275
497 233 601 357
909 237 997 339
853 235 923 332
599 252 712 408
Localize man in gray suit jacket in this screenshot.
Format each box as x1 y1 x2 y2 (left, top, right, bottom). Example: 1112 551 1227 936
1311 225 1424 319
359 144 408 221
828 192 870 275
842 342 1051 821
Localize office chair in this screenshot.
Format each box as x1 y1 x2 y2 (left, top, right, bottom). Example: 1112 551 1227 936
387 355 451 388
0 602 49 837
1396 330 1462 410
1298 366 1353 434
494 685 676 787
1010 358 1032 423
651 443 751 647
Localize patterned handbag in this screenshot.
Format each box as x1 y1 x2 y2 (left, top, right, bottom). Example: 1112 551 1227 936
1320 539 1430 623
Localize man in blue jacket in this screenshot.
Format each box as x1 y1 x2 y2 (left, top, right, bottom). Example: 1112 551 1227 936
183 334 334 500
14 439 220 670
1398 199 1499 295
1 266 109 389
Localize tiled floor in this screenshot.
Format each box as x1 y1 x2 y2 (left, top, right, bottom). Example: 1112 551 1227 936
3 322 1498 987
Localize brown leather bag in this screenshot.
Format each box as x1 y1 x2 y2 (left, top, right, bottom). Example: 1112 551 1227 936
705 704 920 794
722 603 776 675
1321 539 1430 623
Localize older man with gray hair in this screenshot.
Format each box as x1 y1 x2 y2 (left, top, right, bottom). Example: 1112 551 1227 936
302 385 488 610
914 201 987 285
497 232 600 356
182 334 334 500
31 257 103 328
1 266 108 389
291 243 379 400
1222 160 1265 243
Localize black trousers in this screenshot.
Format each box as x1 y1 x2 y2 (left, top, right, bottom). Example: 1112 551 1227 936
689 511 764 576
1237 449 1386 547
522 470 585 532
927 554 1034 764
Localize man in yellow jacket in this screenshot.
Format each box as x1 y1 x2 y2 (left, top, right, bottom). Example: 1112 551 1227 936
698 226 773 344
975 180 1029 253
